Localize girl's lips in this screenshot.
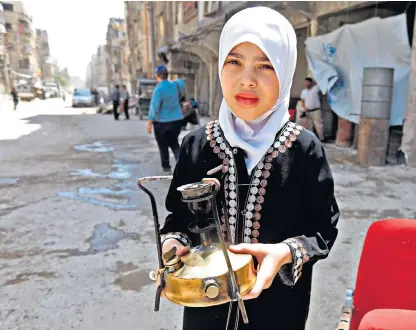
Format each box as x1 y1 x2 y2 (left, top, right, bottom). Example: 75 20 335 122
235 93 259 107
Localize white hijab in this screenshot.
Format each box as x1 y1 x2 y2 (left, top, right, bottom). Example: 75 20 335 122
218 7 297 174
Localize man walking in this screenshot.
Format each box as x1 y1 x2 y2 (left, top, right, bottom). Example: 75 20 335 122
112 85 120 121
147 66 184 174
11 87 18 111
120 85 130 120
300 77 324 141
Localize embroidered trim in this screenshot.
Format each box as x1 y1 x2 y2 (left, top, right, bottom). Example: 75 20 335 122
206 121 237 242
161 232 191 247
205 120 303 243
283 238 310 284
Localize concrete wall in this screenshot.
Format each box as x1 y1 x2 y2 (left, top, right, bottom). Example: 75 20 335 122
292 28 309 98
106 18 128 89
318 7 394 34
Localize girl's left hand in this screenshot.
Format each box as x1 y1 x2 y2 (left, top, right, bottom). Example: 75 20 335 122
229 243 292 300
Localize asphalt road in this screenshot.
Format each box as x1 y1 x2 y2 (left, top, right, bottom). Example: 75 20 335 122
0 99 415 330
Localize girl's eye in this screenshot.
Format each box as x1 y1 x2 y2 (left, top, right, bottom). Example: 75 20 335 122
259 64 274 70
226 59 240 65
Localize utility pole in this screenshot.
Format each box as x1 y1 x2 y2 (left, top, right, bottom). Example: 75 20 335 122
148 2 156 75
144 2 151 78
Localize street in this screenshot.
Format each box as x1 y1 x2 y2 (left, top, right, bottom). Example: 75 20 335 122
1 99 415 330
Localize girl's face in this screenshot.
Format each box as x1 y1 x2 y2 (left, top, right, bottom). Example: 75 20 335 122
221 42 280 121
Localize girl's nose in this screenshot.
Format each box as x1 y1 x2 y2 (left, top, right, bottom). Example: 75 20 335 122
239 68 257 88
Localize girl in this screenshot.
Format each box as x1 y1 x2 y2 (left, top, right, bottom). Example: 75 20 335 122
159 7 339 330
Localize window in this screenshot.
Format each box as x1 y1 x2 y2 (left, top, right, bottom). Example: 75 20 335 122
74 89 91 97
19 59 30 70
5 23 12 31
19 20 30 34
3 3 14 11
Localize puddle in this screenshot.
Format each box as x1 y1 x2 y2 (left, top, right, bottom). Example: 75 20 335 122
113 261 138 273
70 162 134 181
48 223 140 258
74 141 113 153
4 272 57 286
60 160 137 210
78 187 131 198
0 178 19 185
71 167 131 180
66 142 139 210
88 223 139 252
58 191 136 210
113 270 152 292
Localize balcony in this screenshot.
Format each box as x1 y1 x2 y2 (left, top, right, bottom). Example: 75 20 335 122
17 12 32 24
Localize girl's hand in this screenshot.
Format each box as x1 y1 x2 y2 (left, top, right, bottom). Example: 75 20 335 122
157 238 190 298
162 238 190 257
229 243 292 300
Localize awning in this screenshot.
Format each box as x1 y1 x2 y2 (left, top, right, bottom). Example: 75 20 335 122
11 70 32 79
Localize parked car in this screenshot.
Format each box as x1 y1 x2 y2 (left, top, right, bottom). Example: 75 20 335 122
72 88 95 107
15 84 36 101
44 82 61 98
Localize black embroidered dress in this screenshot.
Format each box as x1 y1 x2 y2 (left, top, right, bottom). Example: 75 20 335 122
160 120 340 330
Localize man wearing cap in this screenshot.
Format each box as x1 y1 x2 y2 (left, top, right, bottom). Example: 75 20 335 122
147 66 184 174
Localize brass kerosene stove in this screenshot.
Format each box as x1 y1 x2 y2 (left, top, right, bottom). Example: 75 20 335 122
137 175 256 324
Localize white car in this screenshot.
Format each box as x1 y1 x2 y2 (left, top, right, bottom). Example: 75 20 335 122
72 89 95 107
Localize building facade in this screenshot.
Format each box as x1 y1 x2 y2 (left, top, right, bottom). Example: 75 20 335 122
0 1 11 96
123 2 416 165
105 18 129 91
124 0 412 146
124 1 146 94
2 1 39 83
35 29 54 82
86 45 107 89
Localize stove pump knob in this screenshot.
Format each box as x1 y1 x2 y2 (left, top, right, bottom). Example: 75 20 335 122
204 279 219 299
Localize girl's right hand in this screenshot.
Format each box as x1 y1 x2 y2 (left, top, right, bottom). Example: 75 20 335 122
158 238 190 298
162 238 190 257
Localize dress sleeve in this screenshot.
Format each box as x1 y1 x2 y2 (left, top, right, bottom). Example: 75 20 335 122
279 139 340 287
160 135 199 240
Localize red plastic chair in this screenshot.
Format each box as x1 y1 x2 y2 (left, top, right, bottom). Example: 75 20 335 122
336 219 416 330
358 309 416 329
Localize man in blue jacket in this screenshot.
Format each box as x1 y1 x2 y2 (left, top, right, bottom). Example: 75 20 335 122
147 66 184 173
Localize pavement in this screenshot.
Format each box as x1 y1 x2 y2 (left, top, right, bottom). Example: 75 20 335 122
0 99 415 330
